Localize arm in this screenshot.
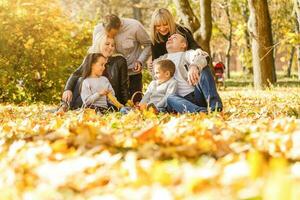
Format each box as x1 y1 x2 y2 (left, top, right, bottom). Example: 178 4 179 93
118 57 129 104
135 22 152 64
64 55 89 91
107 80 115 96
140 81 154 104
185 49 209 71
156 80 177 108
80 80 101 106
185 49 210 85
92 24 104 44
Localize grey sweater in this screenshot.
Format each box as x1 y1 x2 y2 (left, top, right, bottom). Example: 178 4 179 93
154 49 209 97
140 78 177 108
81 76 115 108
93 18 151 75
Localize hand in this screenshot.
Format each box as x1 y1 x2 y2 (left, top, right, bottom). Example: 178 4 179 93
138 103 147 110
62 90 73 103
133 61 142 73
99 89 110 96
188 65 200 86
193 49 209 69
147 58 153 72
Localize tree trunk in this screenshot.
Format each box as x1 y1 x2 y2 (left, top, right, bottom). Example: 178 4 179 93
295 0 300 80
173 0 212 55
196 0 212 55
241 3 252 74
173 0 200 32
248 0 276 89
224 4 232 79
287 47 295 77
132 0 142 23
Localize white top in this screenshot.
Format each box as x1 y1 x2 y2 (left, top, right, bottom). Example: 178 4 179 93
166 49 209 97
167 52 194 97
140 78 177 108
80 76 115 108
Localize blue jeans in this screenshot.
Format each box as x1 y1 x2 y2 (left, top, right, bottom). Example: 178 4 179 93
167 66 223 113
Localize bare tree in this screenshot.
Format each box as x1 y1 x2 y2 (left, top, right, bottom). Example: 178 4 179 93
248 0 276 89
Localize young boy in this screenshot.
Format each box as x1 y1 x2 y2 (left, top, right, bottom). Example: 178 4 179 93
139 59 177 112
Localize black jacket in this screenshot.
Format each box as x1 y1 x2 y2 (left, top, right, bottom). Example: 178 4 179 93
151 25 200 60
64 55 129 105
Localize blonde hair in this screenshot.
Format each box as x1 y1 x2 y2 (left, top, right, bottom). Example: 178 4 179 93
150 8 176 44
88 32 107 53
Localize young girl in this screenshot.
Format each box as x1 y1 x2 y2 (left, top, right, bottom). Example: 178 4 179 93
80 53 115 113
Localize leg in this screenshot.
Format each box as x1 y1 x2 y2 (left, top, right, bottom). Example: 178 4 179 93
69 78 83 110
119 106 132 114
167 94 207 114
129 73 143 102
196 66 223 111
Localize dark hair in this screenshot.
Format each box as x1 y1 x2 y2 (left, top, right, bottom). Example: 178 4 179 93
81 53 106 80
103 14 121 32
155 59 176 77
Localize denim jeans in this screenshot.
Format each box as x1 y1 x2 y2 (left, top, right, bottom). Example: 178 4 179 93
69 77 83 109
167 66 223 113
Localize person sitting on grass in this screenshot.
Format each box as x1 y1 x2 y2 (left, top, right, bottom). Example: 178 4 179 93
80 53 115 114
139 59 177 112
153 33 223 113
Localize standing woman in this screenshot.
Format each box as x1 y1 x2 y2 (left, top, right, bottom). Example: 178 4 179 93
60 33 128 111
150 8 200 60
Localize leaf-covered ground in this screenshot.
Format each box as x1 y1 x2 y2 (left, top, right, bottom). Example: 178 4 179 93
0 87 300 200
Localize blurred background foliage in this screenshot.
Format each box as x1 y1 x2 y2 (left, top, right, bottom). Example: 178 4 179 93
0 0 298 103
0 0 92 103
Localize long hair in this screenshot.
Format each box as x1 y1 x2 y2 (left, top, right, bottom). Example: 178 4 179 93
87 33 113 82
81 53 106 80
88 32 107 54
150 8 176 44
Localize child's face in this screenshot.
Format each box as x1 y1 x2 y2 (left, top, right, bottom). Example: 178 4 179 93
154 65 171 83
92 56 107 77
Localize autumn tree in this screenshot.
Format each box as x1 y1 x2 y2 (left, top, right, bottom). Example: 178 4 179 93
0 0 91 103
295 0 300 79
248 0 276 89
173 0 212 55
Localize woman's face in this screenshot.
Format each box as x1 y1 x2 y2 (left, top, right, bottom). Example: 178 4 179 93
100 37 115 57
155 23 170 36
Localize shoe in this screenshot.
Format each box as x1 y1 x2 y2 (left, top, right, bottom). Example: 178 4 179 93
147 103 159 114
46 101 69 114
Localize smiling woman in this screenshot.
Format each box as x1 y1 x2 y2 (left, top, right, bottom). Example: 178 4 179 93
150 8 200 60
59 34 129 112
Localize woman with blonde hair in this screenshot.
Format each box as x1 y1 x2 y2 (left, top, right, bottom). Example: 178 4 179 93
150 8 199 60
59 33 128 111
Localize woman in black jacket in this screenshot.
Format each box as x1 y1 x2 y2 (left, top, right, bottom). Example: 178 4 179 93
61 34 129 110
150 8 200 60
